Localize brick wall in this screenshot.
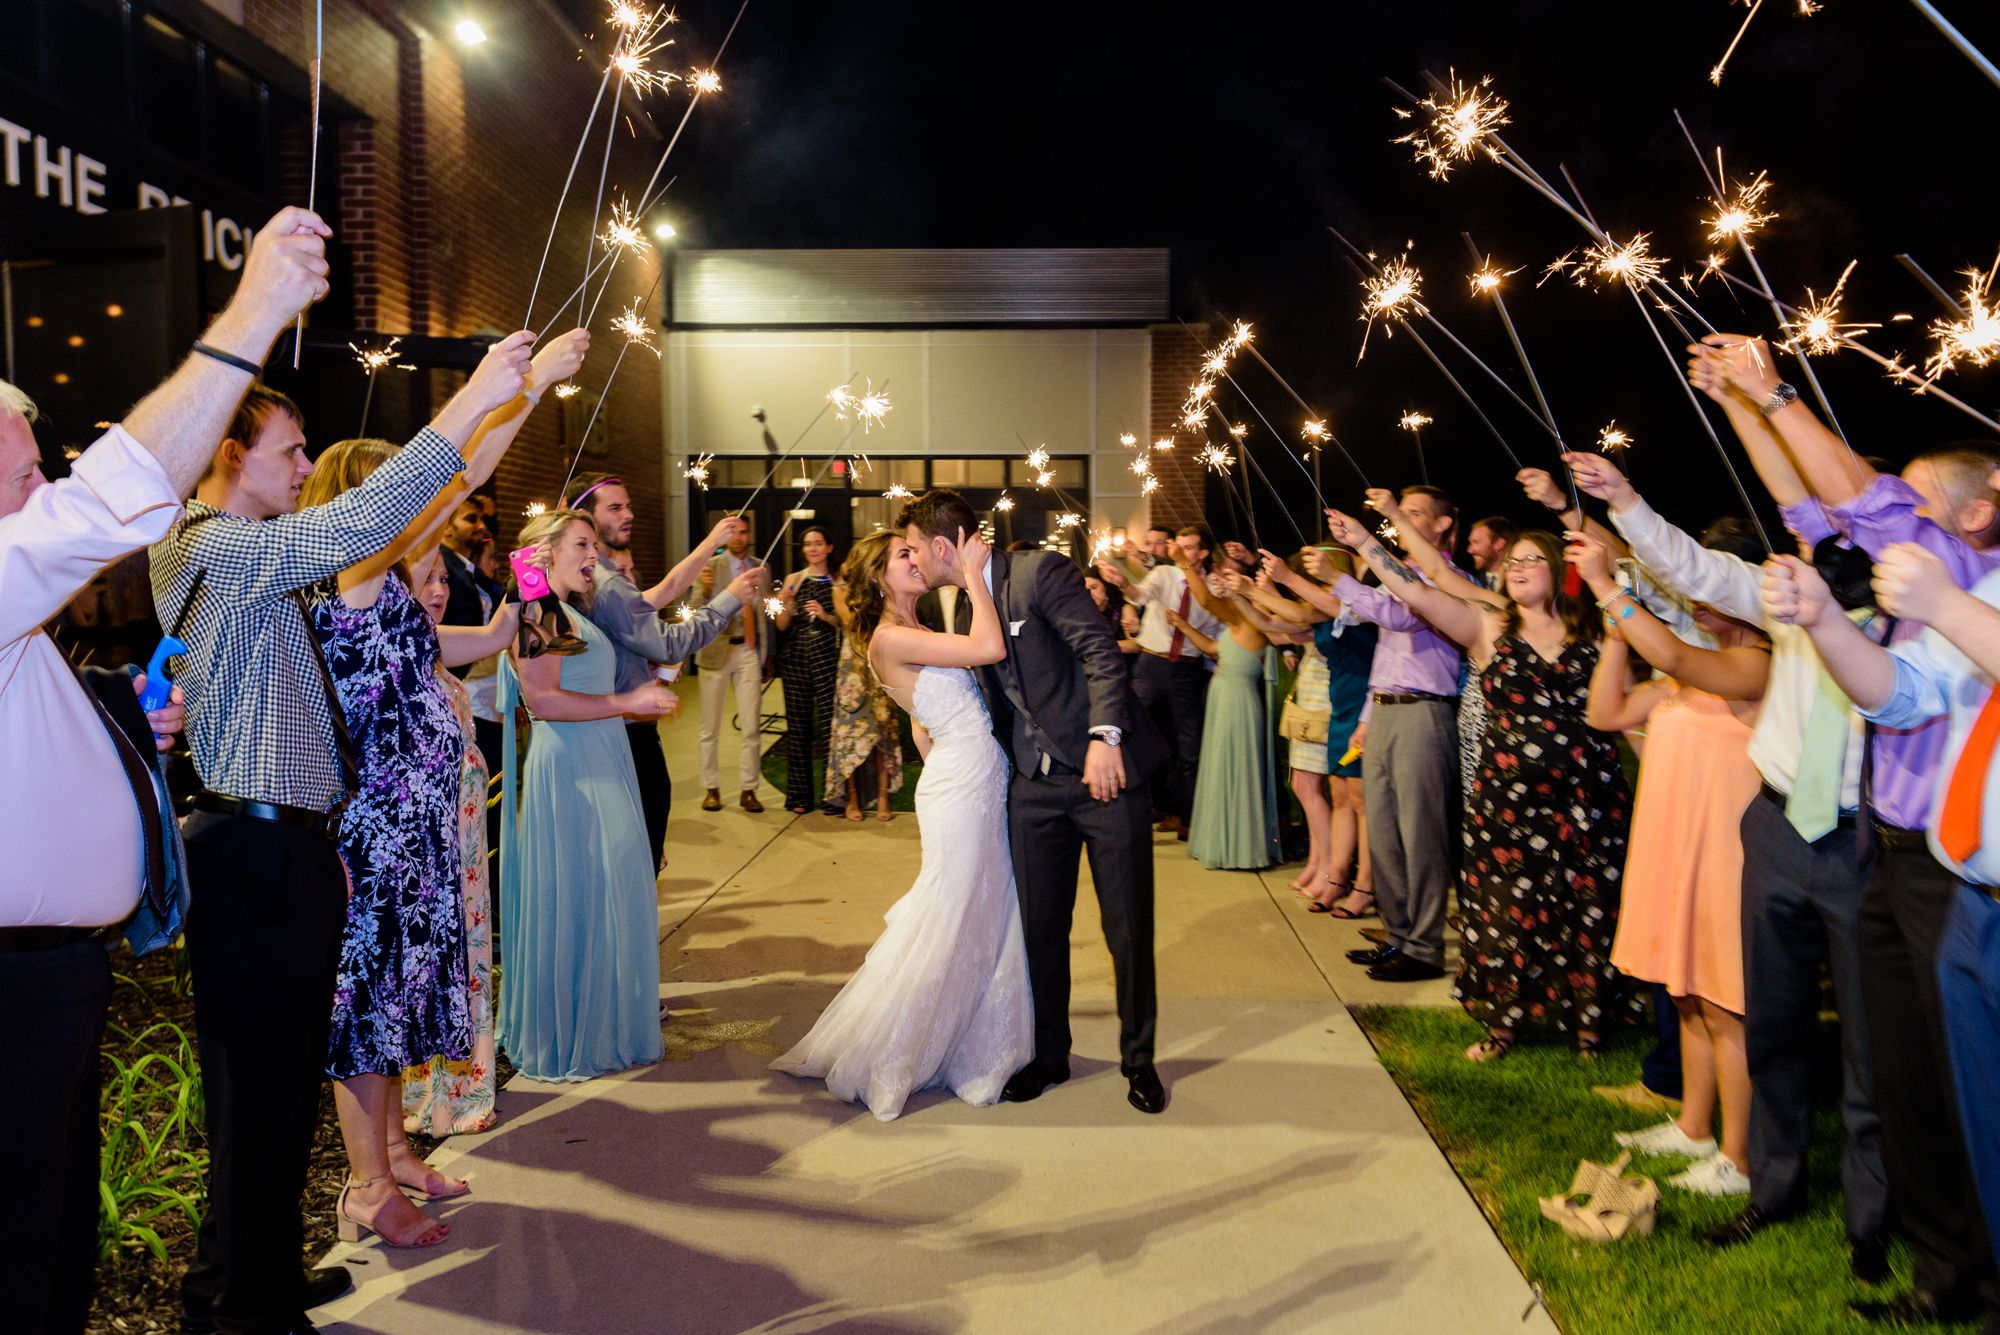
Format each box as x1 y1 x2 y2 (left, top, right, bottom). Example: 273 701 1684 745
1146 324 1209 532
242 0 671 567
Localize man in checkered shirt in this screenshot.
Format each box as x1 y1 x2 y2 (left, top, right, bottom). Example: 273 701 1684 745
152 282 538 1335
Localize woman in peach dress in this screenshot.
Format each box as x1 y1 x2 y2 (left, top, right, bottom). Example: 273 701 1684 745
1575 530 1770 1198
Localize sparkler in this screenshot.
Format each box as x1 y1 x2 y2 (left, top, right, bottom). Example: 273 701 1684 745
1546 234 1668 290
1710 0 1765 85
1598 422 1633 453
1131 456 1150 476
1706 171 1775 243
601 198 651 257
524 502 546 517
688 68 722 94
1301 420 1329 443
1197 444 1235 473
350 337 414 436
610 300 662 358
1398 411 1433 431
884 483 913 501
827 380 891 431
994 493 1015 512
558 270 664 502
1154 437 1175 451
676 602 695 623
554 382 580 399
1909 0 2000 92
1120 432 1137 447
294 0 322 368
1392 71 1509 180
763 595 784 619
1464 232 1577 513
1925 250 2000 380
1399 411 1433 485
1358 255 1428 362
1142 475 1161 495
626 0 751 274
1782 262 1878 356
1055 512 1082 529
683 452 714 488
1025 447 1051 473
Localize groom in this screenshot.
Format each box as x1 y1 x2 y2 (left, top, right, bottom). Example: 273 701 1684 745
900 490 1170 1113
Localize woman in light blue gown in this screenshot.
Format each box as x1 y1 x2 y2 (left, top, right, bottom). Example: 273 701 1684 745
496 510 683 1081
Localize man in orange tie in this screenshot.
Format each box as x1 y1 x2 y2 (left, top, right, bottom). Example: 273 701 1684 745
1766 543 2000 1319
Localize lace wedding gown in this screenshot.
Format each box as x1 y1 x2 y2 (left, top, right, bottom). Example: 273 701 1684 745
771 664 1033 1120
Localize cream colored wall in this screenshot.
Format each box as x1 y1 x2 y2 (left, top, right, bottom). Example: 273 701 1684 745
662 328 1151 554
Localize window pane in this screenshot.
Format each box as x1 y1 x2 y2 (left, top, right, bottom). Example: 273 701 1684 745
851 494 894 536
209 57 265 191
141 14 202 164
51 0 122 108
726 457 767 488
1050 457 1086 488
888 458 925 490
965 458 1006 486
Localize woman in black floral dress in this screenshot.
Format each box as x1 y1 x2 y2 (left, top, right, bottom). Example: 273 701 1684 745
1327 505 1632 1061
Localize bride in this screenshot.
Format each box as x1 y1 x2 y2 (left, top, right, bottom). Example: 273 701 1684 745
771 526 1034 1120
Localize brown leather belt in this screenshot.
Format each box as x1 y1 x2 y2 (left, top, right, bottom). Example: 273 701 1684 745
0 924 117 953
1141 647 1200 661
1373 691 1454 705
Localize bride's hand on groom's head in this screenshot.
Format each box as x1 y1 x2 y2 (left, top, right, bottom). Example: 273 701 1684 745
957 526 991 581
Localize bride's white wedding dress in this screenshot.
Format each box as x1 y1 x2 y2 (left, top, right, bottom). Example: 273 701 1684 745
771 663 1033 1121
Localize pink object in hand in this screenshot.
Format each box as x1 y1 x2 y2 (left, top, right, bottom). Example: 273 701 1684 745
510 545 551 601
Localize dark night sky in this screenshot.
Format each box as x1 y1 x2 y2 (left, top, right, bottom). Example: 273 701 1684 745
662 0 2000 544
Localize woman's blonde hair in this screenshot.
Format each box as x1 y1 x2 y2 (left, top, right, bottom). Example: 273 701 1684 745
839 529 897 664
295 438 411 589
514 508 597 613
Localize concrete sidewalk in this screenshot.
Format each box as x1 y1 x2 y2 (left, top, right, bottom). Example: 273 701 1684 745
315 683 1537 1334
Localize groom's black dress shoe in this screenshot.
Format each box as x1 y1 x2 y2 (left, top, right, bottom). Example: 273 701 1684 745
1367 953 1445 982
1347 943 1397 966
1849 1289 1979 1325
1700 1204 1791 1249
1000 1061 1069 1103
184 1268 352 1333
1125 1063 1166 1114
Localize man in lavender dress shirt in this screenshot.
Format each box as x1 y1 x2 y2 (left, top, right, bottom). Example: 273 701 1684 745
1696 332 2000 1327
1323 492 1464 982
0 208 330 1335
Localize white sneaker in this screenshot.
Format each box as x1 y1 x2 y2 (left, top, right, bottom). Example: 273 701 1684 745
1668 1151 1751 1196
1613 1119 1717 1159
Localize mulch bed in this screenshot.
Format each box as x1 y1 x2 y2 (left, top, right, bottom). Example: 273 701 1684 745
85 944 514 1334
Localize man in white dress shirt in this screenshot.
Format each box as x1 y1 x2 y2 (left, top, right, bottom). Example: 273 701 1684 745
0 207 329 1335
692 520 773 811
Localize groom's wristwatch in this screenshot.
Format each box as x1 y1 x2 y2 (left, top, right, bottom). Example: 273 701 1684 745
1089 726 1123 747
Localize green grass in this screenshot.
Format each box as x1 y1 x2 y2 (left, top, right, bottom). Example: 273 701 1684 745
1352 1006 1967 1335
99 957 208 1277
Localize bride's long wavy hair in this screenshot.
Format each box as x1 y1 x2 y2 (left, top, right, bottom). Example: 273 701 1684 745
839 530 898 667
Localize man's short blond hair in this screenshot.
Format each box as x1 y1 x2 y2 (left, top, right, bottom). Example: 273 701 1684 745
0 379 38 426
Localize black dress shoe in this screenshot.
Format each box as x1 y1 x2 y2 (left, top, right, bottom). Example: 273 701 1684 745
1850 1290 1978 1325
1700 1204 1791 1249
1368 953 1445 982
1850 1236 1892 1286
184 1268 352 1333
1000 1061 1070 1103
1347 943 1397 966
1125 1063 1165 1114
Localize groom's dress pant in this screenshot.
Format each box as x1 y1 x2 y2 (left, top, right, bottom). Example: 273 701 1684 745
1008 766 1157 1070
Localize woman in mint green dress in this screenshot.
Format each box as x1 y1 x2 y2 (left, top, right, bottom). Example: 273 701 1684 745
497 511 683 1081
1167 562 1279 871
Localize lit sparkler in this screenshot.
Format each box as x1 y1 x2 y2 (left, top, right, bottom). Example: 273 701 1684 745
853 385 891 432
676 602 695 623
611 301 661 358
1469 264 1507 294
351 337 412 374
763 595 784 619
1706 171 1775 243
1196 443 1234 473
1711 0 1765 86
1131 456 1150 476
1222 320 1255 351
600 198 650 256
683 452 713 488
994 492 1015 512
554 382 580 399
1547 234 1667 290
1598 421 1633 453
1119 432 1137 447
1399 411 1433 431
1025 446 1051 473
1782 261 1877 356
1358 255 1427 361
524 502 546 517
1055 512 1082 529
1142 475 1161 495
688 68 721 94
1035 471 1054 488
884 482 913 501
1153 437 1175 451
1202 350 1231 377
1227 423 1248 438
1302 419 1330 445
1180 407 1207 431
1393 72 1509 180
1926 251 2000 380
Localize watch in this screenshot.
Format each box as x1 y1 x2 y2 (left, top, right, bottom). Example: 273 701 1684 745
1758 382 1799 416
1090 726 1123 748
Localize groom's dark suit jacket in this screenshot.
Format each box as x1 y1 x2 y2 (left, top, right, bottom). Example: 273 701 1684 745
966 550 1166 784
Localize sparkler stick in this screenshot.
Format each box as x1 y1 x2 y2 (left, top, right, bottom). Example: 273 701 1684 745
1710 0 1765 86
1908 0 2000 93
1463 232 1579 515
732 373 859 517
524 46 621 330
1209 410 1306 545
1222 370 1327 516
1708 266 2000 433
758 446 850 569
1399 411 1432 485
1342 255 1523 470
558 269 665 503
293 0 322 369
1242 344 1373 488
631 0 752 230
575 66 630 331
352 337 413 437
1896 254 1969 318
1673 113 1854 464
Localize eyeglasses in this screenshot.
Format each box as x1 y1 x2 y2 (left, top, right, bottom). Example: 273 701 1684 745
1502 553 1549 570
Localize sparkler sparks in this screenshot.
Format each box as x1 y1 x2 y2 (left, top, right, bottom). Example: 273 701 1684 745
1547 234 1667 290
1025 447 1051 473
1180 407 1207 431
1142 475 1161 495
611 301 661 357
1196 444 1234 473
1399 411 1433 431
350 337 413 374
1301 420 1330 444
683 452 714 488
1119 432 1137 447
1227 423 1248 438
1711 0 1766 86
1131 456 1150 476
1358 256 1428 361
828 381 893 432
763 595 784 619
1706 171 1775 243
884 483 913 501
1153 437 1175 451
994 493 1015 512
1055 512 1083 530
600 198 650 255
1782 261 1877 357
676 602 695 623
524 502 546 517
1469 264 1512 294
553 382 580 399
1598 421 1633 453
1925 251 2000 380
688 68 721 94
1394 72 1509 180
1035 471 1055 488
1222 320 1255 352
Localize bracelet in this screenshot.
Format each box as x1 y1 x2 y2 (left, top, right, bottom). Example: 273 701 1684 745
191 339 265 376
1594 590 1632 611
523 387 543 406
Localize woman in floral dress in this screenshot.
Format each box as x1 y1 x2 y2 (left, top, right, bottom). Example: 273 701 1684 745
826 533 903 820
1328 504 1633 1062
403 546 501 1135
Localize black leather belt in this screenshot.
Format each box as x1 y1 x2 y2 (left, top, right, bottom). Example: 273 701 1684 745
194 791 339 837
0 924 117 953
1373 691 1455 705
1871 822 1932 853
728 636 745 645
1758 782 1857 830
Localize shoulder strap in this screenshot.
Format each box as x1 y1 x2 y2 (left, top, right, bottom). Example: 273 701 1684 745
73 667 169 920
289 590 362 807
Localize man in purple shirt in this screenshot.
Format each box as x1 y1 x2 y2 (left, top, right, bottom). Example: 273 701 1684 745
1323 491 1464 982
1696 332 2000 1326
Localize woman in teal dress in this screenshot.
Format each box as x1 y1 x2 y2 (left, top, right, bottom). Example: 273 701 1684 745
1167 559 1278 871
497 510 684 1081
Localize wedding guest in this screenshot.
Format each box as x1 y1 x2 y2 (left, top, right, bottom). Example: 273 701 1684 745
775 527 843 814
562 473 743 865
1577 529 1771 1197
437 497 505 888
499 510 756 1080
692 521 774 812
829 534 904 821
0 240 308 1326
1173 560 1276 870
1464 516 1518 592
1331 510 1631 1050
156 314 536 1328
